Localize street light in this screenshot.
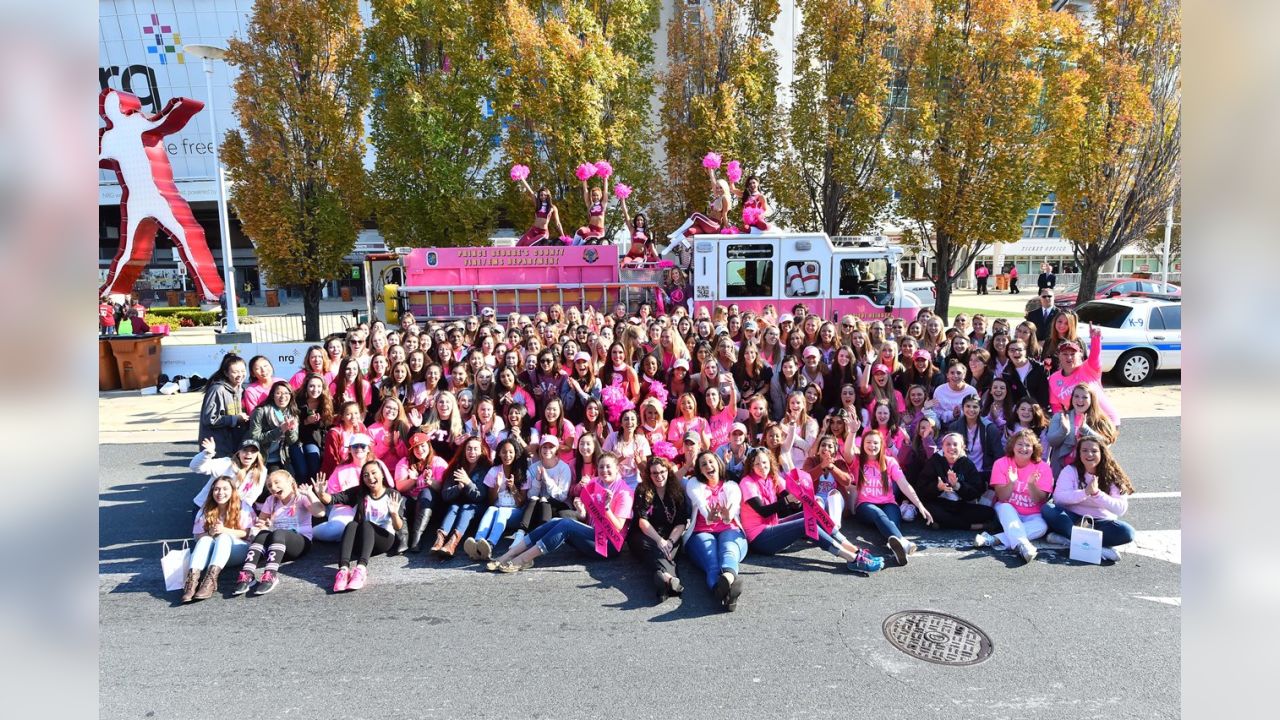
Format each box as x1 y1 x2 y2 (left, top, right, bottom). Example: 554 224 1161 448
185 43 239 333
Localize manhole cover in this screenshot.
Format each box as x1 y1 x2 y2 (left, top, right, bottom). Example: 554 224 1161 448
882 610 993 666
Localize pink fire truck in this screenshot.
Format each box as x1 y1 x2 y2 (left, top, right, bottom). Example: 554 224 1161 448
367 232 923 323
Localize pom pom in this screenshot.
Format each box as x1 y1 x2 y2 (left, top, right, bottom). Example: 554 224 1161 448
559 235 573 245
743 206 764 226
651 440 679 461
613 183 632 200
646 380 670 407
702 152 722 169
576 163 597 181
594 160 613 178
509 164 529 182
600 383 635 425
656 260 675 268
726 160 742 184
722 226 741 235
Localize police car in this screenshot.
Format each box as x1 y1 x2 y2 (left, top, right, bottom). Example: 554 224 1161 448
1076 297 1182 386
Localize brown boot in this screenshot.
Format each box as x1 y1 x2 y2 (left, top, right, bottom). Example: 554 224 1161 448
192 565 222 601
180 570 200 603
441 531 462 558
429 530 447 554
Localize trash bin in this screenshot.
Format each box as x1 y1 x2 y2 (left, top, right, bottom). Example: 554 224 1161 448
995 274 1008 291
265 289 279 307
184 292 200 307
110 335 164 391
166 290 180 307
99 338 121 391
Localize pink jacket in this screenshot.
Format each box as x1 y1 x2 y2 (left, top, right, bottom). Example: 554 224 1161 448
1052 465 1129 521
1048 332 1120 425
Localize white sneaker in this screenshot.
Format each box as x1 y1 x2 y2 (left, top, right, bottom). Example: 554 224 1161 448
1044 533 1071 548
907 540 919 556
1017 540 1038 564
1100 546 1121 563
974 532 997 548
899 502 917 522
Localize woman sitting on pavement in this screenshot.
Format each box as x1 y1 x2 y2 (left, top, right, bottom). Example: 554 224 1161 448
430 436 491 558
911 433 996 532
394 432 448 553
309 459 404 592
683 451 749 612
232 469 321 596
464 438 528 562
180 476 255 603
1045 382 1119 478
190 436 268 510
975 430 1055 564
1041 437 1136 563
488 453 634 572
739 447 884 574
629 457 690 601
850 430 934 567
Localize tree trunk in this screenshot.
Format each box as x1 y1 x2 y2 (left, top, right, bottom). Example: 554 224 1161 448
1076 259 1102 308
933 231 953 322
303 281 323 341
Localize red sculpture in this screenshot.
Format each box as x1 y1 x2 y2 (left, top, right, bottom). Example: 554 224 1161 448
98 88 225 300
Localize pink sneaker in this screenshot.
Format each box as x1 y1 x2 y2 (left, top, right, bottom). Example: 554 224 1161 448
347 565 368 591
332 567 350 593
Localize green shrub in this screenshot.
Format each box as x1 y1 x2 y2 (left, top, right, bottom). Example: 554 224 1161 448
148 306 248 317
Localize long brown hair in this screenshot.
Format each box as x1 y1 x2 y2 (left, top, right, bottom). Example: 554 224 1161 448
637 456 686 507
856 429 888 485
1071 437 1134 495
1067 383 1119 446
200 477 244 533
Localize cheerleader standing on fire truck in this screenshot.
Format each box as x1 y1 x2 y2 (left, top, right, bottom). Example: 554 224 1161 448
511 165 566 247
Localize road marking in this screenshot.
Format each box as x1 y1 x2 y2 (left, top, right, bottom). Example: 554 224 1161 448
1136 596 1181 606
1127 529 1181 565
1130 491 1180 499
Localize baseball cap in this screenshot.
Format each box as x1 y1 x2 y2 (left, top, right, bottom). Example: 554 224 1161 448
779 313 794 324
872 363 890 375
481 307 495 317
539 435 561 449
673 358 690 371
803 346 821 359
239 438 261 451
913 349 932 362
743 320 758 331
573 351 591 363
408 433 429 450
682 430 701 444
731 422 748 436
1057 339 1082 353
347 433 373 449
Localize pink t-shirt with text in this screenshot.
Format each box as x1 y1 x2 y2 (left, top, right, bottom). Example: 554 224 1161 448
989 456 1054 515
852 456 906 506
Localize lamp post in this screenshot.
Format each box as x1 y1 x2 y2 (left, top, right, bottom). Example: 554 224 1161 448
185 43 239 333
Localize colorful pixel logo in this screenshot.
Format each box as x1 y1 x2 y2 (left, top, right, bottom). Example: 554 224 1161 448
143 14 184 65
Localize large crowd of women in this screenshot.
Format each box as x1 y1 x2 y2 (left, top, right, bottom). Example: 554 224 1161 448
179 299 1137 611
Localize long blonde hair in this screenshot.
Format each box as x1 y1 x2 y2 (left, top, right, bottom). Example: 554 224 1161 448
200 477 244 533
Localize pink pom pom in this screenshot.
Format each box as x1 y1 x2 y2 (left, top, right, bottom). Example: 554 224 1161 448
743 206 764 226
726 160 742 184
575 163 597 181
613 183 632 200
722 226 741 235
651 440 678 461
509 164 529 182
594 161 613 178
600 383 635 425
656 260 674 269
646 380 669 407
702 152 722 169
559 235 573 245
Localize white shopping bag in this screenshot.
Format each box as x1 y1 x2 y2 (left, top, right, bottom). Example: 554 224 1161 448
1069 516 1103 565
161 540 192 591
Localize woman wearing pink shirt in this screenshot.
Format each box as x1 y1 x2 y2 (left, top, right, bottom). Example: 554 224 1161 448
312 434 376 542
975 429 1055 563
637 398 668 448
232 469 323 596
703 385 739 450
180 476 256 603
395 432 449 553
242 356 285 415
330 357 373 417
739 448 884 574
1047 331 1120 425
288 345 329 390
1040 437 1136 562
851 430 933 566
368 396 411 470
667 393 711 447
489 453 634 572
533 397 577 464
603 409 652 488
684 452 749 612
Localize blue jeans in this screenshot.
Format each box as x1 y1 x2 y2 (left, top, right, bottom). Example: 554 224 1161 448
440 503 479 535
190 534 248 572
855 502 903 542
526 517 610 557
1040 504 1136 547
475 506 522 544
686 529 748 589
289 443 321 483
748 516 845 557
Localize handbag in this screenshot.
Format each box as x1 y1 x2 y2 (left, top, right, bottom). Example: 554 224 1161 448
1069 515 1104 565
161 540 192 591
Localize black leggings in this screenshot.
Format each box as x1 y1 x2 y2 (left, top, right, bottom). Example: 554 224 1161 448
520 498 570 532
244 529 311 571
629 534 678 578
923 499 995 530
339 519 395 567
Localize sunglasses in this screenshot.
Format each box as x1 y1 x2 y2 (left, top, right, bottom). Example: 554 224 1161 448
350 444 369 450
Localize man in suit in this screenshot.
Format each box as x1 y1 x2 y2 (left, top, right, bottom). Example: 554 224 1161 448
1037 262 1056 292
1025 288 1059 341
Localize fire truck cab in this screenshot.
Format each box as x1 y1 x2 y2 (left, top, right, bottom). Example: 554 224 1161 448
686 232 923 321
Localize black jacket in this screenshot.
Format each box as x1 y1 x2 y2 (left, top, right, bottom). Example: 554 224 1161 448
1037 272 1056 290
913 454 987 503
1002 362 1051 410
944 417 1004 475
1025 306 1060 342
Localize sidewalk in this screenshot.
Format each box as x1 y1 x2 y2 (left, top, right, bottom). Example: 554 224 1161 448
942 287 1033 319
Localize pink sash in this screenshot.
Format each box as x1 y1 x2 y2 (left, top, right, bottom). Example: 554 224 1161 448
582 481 626 556
785 470 835 541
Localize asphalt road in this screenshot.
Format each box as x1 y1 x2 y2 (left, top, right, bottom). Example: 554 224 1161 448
99 416 1180 720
